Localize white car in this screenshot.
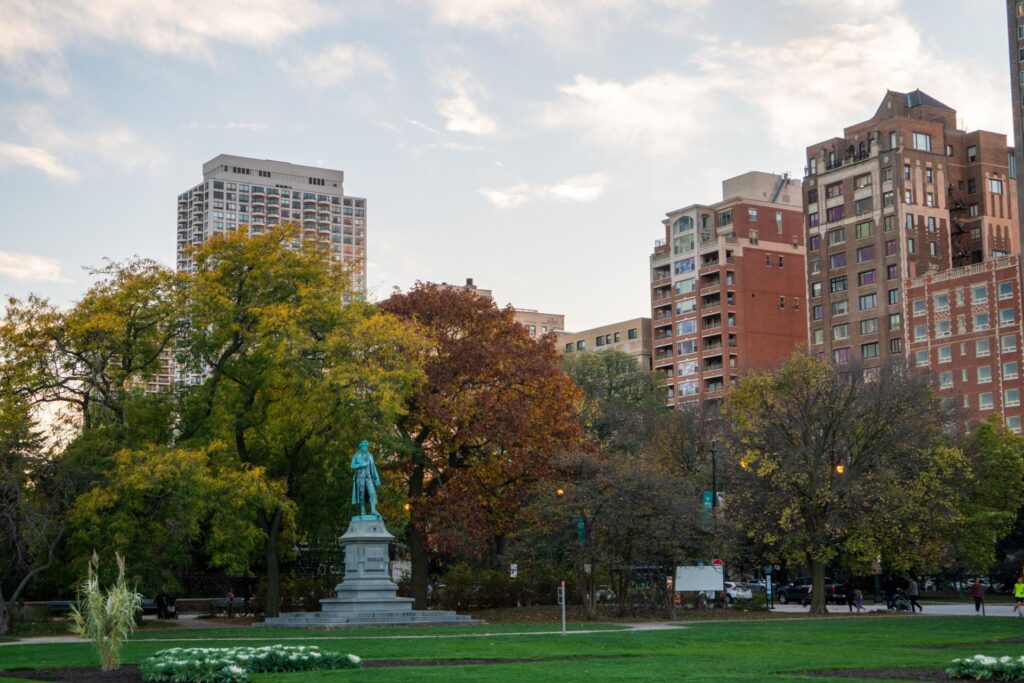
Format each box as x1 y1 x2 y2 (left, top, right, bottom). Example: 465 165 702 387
724 581 753 601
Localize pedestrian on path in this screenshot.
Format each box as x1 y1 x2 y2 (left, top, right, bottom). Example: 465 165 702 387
1013 576 1024 615
971 578 985 614
907 576 922 613
845 578 855 612
854 589 864 612
884 576 897 611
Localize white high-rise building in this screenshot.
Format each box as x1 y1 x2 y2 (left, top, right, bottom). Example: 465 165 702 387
176 154 367 294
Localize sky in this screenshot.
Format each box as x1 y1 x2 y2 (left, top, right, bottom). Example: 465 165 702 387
0 0 1014 331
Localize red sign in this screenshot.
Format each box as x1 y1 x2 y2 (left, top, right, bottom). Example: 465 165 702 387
711 558 724 567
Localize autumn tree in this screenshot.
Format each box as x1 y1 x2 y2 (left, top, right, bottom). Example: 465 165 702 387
177 227 427 616
380 284 582 608
725 353 952 613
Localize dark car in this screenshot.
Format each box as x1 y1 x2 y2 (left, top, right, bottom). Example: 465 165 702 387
776 577 847 605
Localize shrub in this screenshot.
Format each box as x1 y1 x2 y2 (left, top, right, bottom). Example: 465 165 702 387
948 654 1024 680
141 645 362 682
70 553 142 671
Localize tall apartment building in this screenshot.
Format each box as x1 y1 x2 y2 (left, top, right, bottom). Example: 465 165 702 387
558 318 653 369
1008 0 1024 240
906 255 1024 433
804 90 1018 369
650 171 808 411
176 154 367 294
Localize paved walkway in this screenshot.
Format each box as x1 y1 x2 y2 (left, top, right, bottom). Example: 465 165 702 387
769 601 1016 617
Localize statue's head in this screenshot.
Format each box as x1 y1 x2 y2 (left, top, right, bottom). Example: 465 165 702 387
359 440 369 450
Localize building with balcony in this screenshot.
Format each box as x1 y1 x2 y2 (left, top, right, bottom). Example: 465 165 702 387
1007 0 1024 243
650 171 808 411
558 318 652 369
805 90 1018 370
176 155 367 295
906 255 1024 433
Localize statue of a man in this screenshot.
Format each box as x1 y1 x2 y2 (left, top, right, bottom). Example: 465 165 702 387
351 440 382 518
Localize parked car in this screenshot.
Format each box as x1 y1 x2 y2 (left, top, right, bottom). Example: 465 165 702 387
776 577 846 605
595 586 616 602
724 582 753 603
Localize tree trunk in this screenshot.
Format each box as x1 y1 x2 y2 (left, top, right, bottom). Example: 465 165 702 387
0 599 11 636
409 463 429 609
263 508 283 618
810 560 828 614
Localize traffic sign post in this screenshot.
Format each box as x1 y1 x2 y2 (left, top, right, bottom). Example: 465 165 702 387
558 581 566 635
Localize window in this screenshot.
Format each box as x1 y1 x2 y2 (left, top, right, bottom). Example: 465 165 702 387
967 145 978 163
889 313 901 330
936 320 951 337
972 285 988 303
890 338 903 354
675 278 696 295
809 235 821 251
717 210 733 227
808 158 818 174
1007 389 1021 408
765 255 772 267
854 197 873 214
938 346 952 363
832 323 850 340
810 258 821 274
887 263 899 280
925 192 935 208
748 208 758 221
939 371 953 389
810 282 822 298
977 338 991 357
565 343 573 353
827 228 845 245
968 178 977 194
831 300 849 316
903 164 911 180
915 349 929 366
825 182 843 198
858 270 875 286
883 166 893 182
883 191 894 208
889 131 898 149
912 299 927 316
778 296 786 308
676 298 696 314
628 328 638 340
1003 334 1017 352
1005 361 1020 380
860 318 878 335
933 293 949 310
975 312 990 330
749 231 759 246
678 340 697 355
830 276 848 293
861 342 879 359
612 331 619 342
999 281 1014 299
595 335 605 347
855 221 873 239
857 245 874 262
925 168 933 184
912 132 931 151
927 216 936 232
904 189 913 204
826 205 845 222
812 329 824 345
978 392 994 410
1002 308 1016 326
905 213 915 230
907 238 915 254
859 293 878 310
829 252 847 269
576 340 586 351
1010 416 1023 434
778 256 784 267
677 319 697 335
678 361 698 376
989 178 1004 194
776 211 783 233
928 241 938 257
674 257 695 274
834 347 852 364
812 305 823 321
914 324 928 341
886 239 897 255
680 381 699 396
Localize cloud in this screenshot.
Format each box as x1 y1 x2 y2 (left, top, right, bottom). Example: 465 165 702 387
0 0 341 93
0 141 77 181
421 141 488 152
0 249 69 282
436 69 498 135
182 121 269 130
479 173 610 209
540 12 1009 157
281 43 391 87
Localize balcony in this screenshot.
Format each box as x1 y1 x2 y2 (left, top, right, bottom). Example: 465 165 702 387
704 334 722 351
653 307 673 321
701 252 721 268
654 349 674 362
654 329 673 341
653 289 672 303
701 295 721 310
700 275 721 290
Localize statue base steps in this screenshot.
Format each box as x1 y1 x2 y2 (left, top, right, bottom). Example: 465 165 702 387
254 517 480 629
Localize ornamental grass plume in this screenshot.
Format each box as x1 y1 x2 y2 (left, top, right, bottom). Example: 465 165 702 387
70 552 142 671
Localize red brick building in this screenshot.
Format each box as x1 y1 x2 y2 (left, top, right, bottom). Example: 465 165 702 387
650 172 808 411
906 255 1024 433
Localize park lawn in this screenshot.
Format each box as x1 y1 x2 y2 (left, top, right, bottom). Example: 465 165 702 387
0 616 1022 681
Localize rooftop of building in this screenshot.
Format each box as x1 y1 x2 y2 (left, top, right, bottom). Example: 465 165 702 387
662 171 802 220
202 154 345 183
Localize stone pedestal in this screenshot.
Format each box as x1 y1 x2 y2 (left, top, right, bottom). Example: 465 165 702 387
256 517 480 629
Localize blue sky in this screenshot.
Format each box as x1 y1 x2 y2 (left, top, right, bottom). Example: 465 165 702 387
0 0 1012 330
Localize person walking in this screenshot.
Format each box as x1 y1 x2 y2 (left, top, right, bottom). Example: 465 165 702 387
883 576 897 611
854 589 864 612
845 578 855 612
226 587 235 618
1014 576 1024 616
907 576 922 613
970 578 985 614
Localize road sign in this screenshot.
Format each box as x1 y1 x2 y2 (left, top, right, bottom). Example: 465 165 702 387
702 491 713 508
711 558 724 568
510 563 518 578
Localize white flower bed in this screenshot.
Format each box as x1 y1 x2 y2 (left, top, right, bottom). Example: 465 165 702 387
948 654 1024 680
141 645 362 682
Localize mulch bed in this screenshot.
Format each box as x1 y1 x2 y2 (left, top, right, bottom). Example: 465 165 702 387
3 667 143 682
806 668 947 681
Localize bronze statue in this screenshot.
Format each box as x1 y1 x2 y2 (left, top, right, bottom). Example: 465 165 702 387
351 440 382 519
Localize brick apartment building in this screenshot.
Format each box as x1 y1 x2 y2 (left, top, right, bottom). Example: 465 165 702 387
650 171 808 411
558 318 653 369
437 278 565 339
804 90 1018 370
906 255 1024 433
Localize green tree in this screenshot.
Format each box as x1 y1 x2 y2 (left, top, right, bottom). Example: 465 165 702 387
725 353 951 612
178 227 427 616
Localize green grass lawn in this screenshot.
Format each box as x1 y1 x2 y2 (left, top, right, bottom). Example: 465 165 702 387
1 616 1022 681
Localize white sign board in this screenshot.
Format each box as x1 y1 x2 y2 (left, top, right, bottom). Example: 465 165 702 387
675 565 725 592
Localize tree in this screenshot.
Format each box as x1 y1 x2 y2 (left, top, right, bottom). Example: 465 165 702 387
178 227 427 616
380 284 582 608
0 387 67 635
725 353 950 613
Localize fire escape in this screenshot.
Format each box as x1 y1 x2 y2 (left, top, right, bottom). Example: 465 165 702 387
947 183 976 268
